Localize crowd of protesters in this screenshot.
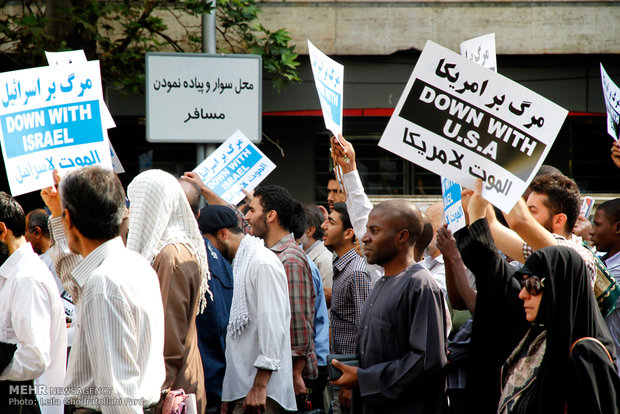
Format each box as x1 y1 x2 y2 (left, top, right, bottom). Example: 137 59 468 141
0 137 619 414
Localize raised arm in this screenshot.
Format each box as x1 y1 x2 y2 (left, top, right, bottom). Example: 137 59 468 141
437 226 476 314
331 135 373 242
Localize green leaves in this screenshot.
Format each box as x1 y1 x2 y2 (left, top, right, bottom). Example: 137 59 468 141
0 0 300 94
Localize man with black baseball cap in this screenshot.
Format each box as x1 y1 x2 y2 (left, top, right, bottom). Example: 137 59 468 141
194 205 237 414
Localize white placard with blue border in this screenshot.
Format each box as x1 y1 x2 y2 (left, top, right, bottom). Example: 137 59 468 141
460 33 497 72
308 40 344 137
601 63 620 142
0 61 112 196
193 130 276 205
441 177 466 233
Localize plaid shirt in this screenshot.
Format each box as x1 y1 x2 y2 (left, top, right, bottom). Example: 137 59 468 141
522 233 597 287
331 248 371 355
271 233 318 379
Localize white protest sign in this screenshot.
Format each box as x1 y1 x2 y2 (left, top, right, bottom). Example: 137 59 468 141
460 33 497 72
379 40 568 213
193 130 276 205
45 50 88 67
0 61 112 196
109 141 125 174
441 177 466 233
146 53 261 143
308 40 344 137
600 63 620 142
439 34 499 227
45 50 116 130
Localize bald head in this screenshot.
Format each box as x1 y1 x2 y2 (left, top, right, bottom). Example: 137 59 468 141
373 200 423 246
415 211 434 262
179 179 201 218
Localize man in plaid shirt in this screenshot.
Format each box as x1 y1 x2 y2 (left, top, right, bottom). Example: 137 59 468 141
245 185 318 408
321 202 371 413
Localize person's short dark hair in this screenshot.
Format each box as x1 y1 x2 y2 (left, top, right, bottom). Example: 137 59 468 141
291 201 307 240
198 205 242 235
0 192 25 238
598 198 620 224
303 204 325 241
253 185 294 231
60 166 126 240
26 208 50 238
528 174 581 231
332 202 353 231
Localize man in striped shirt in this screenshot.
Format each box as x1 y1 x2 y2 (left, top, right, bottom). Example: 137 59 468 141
42 167 165 414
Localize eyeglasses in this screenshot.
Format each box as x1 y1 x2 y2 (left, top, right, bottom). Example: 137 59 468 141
520 275 545 296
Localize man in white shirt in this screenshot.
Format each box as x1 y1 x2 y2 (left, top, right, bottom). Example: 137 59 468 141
0 192 66 414
42 167 165 414
25 208 75 347
203 205 296 413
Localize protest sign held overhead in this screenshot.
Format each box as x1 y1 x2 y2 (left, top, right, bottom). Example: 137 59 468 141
379 40 568 213
460 33 497 72
46 50 116 130
439 34 499 229
193 130 276 205
600 64 620 142
0 61 112 196
308 40 344 138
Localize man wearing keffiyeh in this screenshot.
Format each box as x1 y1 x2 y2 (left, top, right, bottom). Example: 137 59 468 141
127 169 212 414
198 205 295 413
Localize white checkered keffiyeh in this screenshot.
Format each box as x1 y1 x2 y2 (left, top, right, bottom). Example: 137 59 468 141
126 169 212 313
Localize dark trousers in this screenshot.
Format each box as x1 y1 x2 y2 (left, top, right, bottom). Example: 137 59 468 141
297 365 328 413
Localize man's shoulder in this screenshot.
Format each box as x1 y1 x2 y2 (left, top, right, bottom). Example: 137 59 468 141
251 244 285 268
403 263 441 291
279 242 310 266
95 245 158 282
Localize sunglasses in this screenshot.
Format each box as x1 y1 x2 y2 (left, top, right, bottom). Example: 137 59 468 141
520 275 545 296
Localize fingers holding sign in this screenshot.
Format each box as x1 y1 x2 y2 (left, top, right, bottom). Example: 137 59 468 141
330 135 357 173
612 141 620 169
40 169 63 217
462 179 490 224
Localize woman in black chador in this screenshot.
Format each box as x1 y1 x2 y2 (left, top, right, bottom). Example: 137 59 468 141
455 190 619 413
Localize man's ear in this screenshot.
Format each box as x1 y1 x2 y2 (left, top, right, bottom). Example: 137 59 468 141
613 220 620 235
0 222 7 241
306 225 316 239
553 213 567 232
396 228 410 244
63 208 75 229
218 227 229 241
32 226 42 239
343 227 355 242
266 210 277 224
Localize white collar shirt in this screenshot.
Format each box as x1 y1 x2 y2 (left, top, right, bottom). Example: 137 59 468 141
222 244 296 411
64 237 165 414
0 242 67 414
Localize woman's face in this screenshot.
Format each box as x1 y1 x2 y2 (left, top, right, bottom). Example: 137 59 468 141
518 276 544 322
